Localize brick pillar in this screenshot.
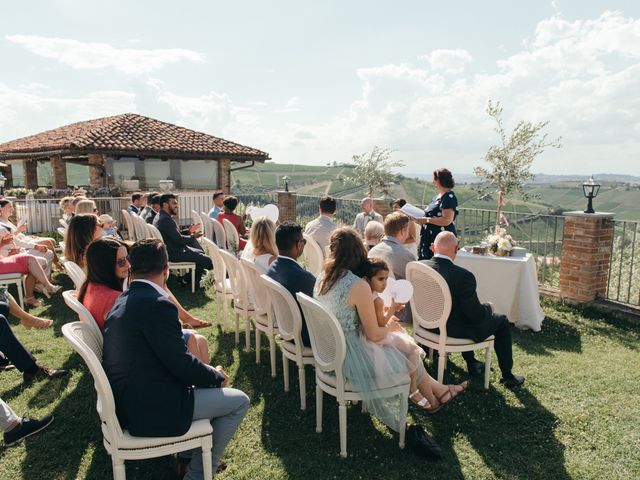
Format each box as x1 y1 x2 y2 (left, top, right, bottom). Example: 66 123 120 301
559 211 615 303
218 159 231 193
1 166 13 188
88 154 106 189
23 160 38 190
277 190 297 223
50 155 68 189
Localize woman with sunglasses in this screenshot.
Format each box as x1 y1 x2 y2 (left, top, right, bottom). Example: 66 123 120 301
79 239 210 362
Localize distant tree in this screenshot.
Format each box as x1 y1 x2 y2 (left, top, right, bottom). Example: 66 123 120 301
474 100 561 231
347 146 405 197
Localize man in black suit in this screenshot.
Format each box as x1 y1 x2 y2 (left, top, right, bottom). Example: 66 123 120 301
266 221 316 347
153 193 213 286
424 232 524 388
144 193 161 224
103 239 249 477
127 192 142 215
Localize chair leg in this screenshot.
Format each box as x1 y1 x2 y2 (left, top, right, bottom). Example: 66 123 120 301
244 314 251 352
298 364 306 411
234 312 240 345
315 383 323 433
222 296 229 330
269 336 277 378
484 344 493 390
428 347 434 362
255 328 261 364
201 441 213 479
17 279 24 310
282 352 290 392
398 391 409 449
111 457 126 480
191 267 195 293
437 351 446 384
338 401 348 458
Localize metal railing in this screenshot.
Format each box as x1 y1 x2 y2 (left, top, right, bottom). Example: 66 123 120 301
295 195 362 228
607 220 640 306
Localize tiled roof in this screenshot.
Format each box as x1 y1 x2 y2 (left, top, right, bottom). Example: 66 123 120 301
0 113 269 161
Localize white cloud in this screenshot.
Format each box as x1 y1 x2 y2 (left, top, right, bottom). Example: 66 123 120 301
421 49 472 74
274 96 301 113
6 35 205 75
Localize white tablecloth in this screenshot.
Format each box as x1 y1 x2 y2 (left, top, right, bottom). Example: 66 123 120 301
454 251 544 331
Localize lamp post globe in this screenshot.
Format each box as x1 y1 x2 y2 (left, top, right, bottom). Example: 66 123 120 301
282 176 290 192
582 175 601 214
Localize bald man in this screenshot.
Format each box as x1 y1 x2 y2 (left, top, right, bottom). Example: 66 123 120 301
353 198 383 238
423 232 524 388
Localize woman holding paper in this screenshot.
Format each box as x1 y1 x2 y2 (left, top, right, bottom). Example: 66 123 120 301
410 168 458 260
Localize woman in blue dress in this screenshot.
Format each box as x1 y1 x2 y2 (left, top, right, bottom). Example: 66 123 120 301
412 168 458 260
314 227 468 433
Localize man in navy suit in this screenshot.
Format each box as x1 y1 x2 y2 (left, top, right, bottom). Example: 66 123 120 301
266 222 316 347
126 192 142 215
424 232 524 388
103 239 249 477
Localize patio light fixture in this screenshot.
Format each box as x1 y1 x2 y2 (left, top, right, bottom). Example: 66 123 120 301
582 175 600 214
282 175 290 192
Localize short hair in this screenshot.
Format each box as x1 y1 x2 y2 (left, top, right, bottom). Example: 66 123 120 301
384 211 410 236
59 196 74 210
433 168 455 189
129 239 168 276
364 220 384 241
71 196 86 206
275 221 303 252
131 193 142 202
213 190 225 201
223 196 238 211
0 199 10 209
149 194 160 205
391 198 407 209
75 199 97 215
319 195 337 214
158 193 176 208
142 191 157 201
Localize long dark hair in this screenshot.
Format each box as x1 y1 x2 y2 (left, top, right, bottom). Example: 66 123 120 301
64 214 99 267
318 227 368 295
78 238 128 302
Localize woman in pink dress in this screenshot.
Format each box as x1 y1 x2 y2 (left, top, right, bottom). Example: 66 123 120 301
216 196 248 250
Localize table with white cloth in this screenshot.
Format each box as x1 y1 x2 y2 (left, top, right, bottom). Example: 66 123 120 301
453 250 544 331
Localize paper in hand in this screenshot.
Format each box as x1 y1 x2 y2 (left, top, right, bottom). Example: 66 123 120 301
400 203 426 218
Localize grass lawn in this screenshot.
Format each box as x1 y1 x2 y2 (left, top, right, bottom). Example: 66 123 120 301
1 274 639 479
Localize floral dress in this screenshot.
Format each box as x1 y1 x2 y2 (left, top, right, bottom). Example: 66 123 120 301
315 271 424 431
418 190 458 260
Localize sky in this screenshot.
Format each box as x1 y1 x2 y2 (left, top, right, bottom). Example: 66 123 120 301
1 1 639 176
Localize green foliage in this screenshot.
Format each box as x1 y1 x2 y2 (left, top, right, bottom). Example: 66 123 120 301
347 146 405 197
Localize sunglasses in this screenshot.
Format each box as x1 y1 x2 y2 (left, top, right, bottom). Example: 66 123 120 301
116 256 129 267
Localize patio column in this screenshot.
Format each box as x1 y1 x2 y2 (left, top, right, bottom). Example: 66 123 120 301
50 155 68 189
23 159 38 190
218 158 231 193
88 154 106 189
559 212 615 303
277 190 297 223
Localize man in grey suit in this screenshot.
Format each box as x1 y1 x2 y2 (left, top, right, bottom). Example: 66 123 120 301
353 197 383 238
368 211 416 322
303 195 337 253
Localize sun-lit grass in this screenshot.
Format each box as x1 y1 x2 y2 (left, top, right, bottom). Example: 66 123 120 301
1 274 639 479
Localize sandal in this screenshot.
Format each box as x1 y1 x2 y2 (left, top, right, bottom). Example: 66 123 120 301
188 319 211 329
21 316 53 330
437 380 470 408
409 390 432 411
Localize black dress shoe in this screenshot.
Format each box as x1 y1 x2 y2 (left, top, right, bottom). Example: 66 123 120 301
23 365 68 384
4 415 54 446
500 374 525 389
467 361 485 376
177 275 190 287
406 425 442 460
0 354 15 371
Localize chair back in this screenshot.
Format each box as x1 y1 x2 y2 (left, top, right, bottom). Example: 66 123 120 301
202 238 227 293
131 214 149 240
62 322 124 447
222 218 240 252
219 249 252 310
296 293 347 389
261 275 304 344
200 212 213 241
405 262 452 336
59 218 68 228
57 226 67 239
121 210 134 241
241 259 268 314
146 223 164 241
302 234 325 276
211 219 227 249
62 290 103 347
64 260 87 290
191 210 203 232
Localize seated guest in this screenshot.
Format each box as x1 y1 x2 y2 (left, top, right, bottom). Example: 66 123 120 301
144 193 161 224
127 192 142 215
353 197 383 238
304 195 337 253
1 398 54 446
154 193 212 287
79 238 209 361
392 198 418 255
99 214 120 239
103 239 249 476
75 199 98 215
208 191 225 220
241 217 278 270
266 222 315 346
64 214 103 268
424 232 525 388
364 220 384 251
216 196 247 250
138 192 153 218
59 196 75 225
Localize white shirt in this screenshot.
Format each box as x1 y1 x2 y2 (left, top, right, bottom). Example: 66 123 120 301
304 215 337 252
433 253 454 263
131 279 169 298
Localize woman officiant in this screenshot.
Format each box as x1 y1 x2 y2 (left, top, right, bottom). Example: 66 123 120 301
412 168 458 260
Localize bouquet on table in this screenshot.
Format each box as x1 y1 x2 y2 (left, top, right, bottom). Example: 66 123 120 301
484 227 516 257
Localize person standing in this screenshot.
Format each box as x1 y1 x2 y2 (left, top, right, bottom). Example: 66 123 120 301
304 195 337 253
411 168 458 260
208 191 225 220
353 197 383 238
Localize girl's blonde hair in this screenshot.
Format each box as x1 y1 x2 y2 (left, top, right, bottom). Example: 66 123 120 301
75 199 97 215
250 217 278 258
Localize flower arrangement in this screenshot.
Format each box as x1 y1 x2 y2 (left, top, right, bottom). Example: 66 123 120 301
484 227 516 257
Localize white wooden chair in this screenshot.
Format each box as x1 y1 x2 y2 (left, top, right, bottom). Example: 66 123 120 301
262 275 314 410
190 210 203 235
120 210 134 241
62 322 213 480
131 214 149 241
199 212 213 241
59 218 68 229
147 224 197 293
406 261 494 389
241 260 278 376
62 289 103 341
57 226 67 239
211 219 227 249
0 273 25 309
201 238 232 329
221 218 240 252
302 234 325 276
218 249 254 350
296 292 409 457
64 260 87 290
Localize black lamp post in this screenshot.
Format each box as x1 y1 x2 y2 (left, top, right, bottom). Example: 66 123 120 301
0 173 6 197
582 175 600 214
282 175 290 192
